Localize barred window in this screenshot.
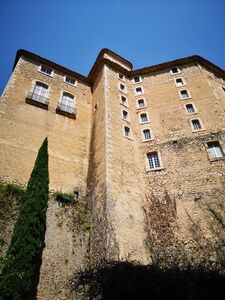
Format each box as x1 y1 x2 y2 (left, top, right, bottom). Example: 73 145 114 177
147 152 160 169
64 76 76 86
207 142 224 159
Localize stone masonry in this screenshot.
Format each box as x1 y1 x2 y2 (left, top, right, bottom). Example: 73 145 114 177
1 49 225 297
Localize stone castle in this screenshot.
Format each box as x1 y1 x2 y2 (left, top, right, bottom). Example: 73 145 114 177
1 48 225 298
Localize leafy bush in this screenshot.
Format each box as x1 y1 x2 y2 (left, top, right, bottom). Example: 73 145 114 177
0 138 49 300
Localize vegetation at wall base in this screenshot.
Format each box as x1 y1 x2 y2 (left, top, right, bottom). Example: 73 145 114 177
0 138 49 300
72 260 225 300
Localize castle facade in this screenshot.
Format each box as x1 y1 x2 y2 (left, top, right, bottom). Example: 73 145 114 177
1 49 225 266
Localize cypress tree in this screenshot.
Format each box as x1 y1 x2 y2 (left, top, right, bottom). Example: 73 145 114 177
0 138 49 300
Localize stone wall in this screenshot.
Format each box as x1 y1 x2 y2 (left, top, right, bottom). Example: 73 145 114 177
0 56 92 192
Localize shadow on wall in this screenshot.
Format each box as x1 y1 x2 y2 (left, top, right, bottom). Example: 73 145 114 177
71 260 225 300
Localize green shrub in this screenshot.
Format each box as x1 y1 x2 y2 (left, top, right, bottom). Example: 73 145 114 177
0 138 49 300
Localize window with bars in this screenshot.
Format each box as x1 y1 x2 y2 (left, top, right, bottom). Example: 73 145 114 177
40 65 53 76
147 152 160 169
140 113 148 123
191 119 202 130
207 142 224 159
137 99 146 108
185 103 195 114
143 129 151 140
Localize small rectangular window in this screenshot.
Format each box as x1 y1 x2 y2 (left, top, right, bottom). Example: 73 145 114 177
137 98 146 108
64 76 76 86
118 73 125 81
122 110 129 121
40 65 53 76
140 113 149 123
143 129 151 140
179 89 191 99
170 67 180 75
135 87 144 95
147 152 160 169
222 87 225 93
120 95 128 106
119 83 127 93
192 119 202 130
186 104 195 113
175 78 185 87
124 126 132 139
133 76 142 84
207 142 224 159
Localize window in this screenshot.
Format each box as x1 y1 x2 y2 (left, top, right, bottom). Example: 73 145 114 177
123 126 132 139
137 98 146 108
139 112 149 124
147 152 161 169
135 86 144 95
190 119 203 131
39 65 53 76
222 86 225 93
207 141 224 159
170 66 180 75
59 92 75 114
142 129 152 141
133 76 142 84
122 109 130 121
175 77 185 87
64 76 77 86
32 82 48 103
179 89 191 99
118 73 125 81
185 103 195 114
120 95 128 106
119 83 127 93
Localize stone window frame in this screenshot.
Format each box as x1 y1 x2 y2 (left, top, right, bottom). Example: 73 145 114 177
120 95 129 107
38 64 54 77
136 98 147 109
139 111 150 124
121 108 130 123
189 118 205 132
123 125 133 140
146 150 164 172
183 102 198 115
170 66 181 75
204 140 225 162
118 73 126 82
135 86 144 96
118 82 127 94
132 75 143 84
174 77 186 88
64 75 77 87
141 127 154 142
178 89 192 100
221 86 225 93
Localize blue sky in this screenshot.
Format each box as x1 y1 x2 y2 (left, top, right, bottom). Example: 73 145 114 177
1 0 225 94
